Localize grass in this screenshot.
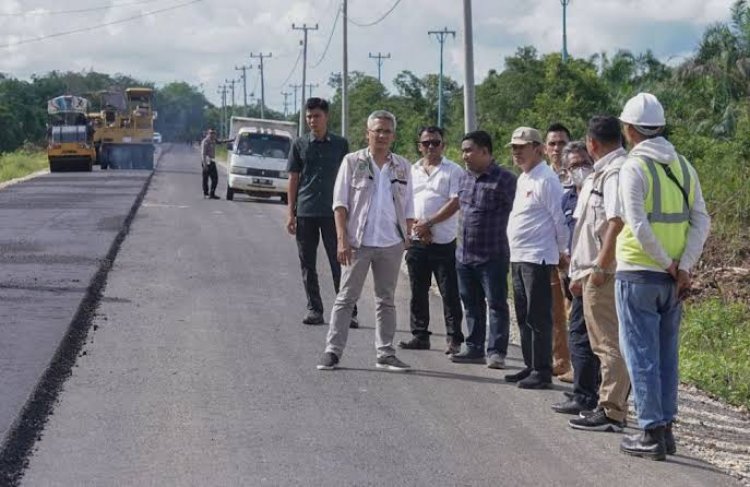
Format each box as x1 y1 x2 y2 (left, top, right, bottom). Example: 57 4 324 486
0 150 48 183
681 298 750 409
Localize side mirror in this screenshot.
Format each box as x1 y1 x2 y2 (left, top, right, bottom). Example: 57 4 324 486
226 142 233 151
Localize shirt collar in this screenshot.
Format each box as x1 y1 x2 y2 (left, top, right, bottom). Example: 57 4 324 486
593 147 627 172
308 131 331 143
416 156 445 171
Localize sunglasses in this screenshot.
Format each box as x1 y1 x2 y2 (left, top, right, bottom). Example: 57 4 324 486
418 140 442 148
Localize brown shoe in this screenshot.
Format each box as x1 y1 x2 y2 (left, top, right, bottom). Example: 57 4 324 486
553 363 571 377
557 369 574 383
444 339 461 355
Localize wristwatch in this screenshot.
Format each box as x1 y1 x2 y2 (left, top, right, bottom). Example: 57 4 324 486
592 264 612 275
426 218 434 228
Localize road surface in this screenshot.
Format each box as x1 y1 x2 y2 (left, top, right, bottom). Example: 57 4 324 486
3 145 740 486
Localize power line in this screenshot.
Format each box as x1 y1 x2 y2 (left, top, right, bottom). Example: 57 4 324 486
278 49 303 89
348 0 403 27
311 5 341 68
0 0 203 49
0 0 159 16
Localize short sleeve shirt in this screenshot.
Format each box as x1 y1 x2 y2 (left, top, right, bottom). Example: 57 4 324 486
287 132 349 217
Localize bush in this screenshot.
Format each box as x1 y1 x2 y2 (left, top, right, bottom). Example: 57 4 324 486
0 150 47 182
681 298 750 408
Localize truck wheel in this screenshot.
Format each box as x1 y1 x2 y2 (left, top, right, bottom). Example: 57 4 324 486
226 186 234 201
280 194 288 205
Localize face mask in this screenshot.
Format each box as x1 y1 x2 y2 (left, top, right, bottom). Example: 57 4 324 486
570 166 593 186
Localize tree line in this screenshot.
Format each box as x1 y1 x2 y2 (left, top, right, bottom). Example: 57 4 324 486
2 1 749 267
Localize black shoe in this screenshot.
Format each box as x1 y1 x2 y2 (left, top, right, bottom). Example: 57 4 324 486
302 311 325 325
620 426 667 461
349 315 359 329
398 336 430 350
504 367 532 383
203 193 209 198
517 371 552 390
665 422 676 455
444 338 461 355
450 349 485 364
552 398 588 415
375 355 411 372
579 406 603 418
316 352 339 371
569 408 625 432
209 194 220 200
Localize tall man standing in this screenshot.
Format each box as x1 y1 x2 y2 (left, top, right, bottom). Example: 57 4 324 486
317 110 415 372
398 126 465 354
200 128 221 199
506 127 569 389
566 117 631 432
545 123 573 379
286 98 357 327
616 94 710 460
450 131 516 368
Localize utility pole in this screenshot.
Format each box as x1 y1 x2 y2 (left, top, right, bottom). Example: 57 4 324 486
306 83 319 98
217 84 228 138
234 64 251 107
428 27 455 128
225 78 237 110
368 52 391 84
250 52 272 119
462 0 476 132
342 0 349 138
292 22 319 136
289 83 302 116
561 0 571 62
281 91 292 117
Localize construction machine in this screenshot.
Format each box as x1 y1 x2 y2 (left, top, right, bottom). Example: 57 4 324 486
46 95 96 172
97 87 156 170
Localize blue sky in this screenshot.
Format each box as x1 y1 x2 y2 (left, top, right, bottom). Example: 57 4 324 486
0 0 738 111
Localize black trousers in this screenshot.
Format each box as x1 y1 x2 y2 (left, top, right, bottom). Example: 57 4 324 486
568 295 601 409
405 240 464 343
202 162 218 196
511 262 554 379
296 216 357 317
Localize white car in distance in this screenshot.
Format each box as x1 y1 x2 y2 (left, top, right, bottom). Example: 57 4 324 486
226 126 293 203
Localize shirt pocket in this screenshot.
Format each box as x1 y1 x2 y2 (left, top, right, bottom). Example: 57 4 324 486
475 186 500 211
588 191 607 245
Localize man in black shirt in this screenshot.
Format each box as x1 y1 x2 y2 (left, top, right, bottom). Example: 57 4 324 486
287 98 358 327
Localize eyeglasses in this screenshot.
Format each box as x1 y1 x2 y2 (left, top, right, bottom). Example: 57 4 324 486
418 140 442 148
369 129 394 136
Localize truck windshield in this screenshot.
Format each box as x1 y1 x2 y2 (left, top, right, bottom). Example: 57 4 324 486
235 133 290 158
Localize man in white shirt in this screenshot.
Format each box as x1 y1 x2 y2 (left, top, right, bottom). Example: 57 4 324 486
505 127 569 389
398 126 465 354
317 110 415 372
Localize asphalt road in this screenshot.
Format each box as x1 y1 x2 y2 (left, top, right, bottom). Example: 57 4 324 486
0 164 151 447
9 145 741 486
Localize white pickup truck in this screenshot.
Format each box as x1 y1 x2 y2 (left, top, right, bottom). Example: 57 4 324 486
225 116 297 203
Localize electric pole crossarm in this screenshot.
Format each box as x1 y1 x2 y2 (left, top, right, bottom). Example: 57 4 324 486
368 52 391 84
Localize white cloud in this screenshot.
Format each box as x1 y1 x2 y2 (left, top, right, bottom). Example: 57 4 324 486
0 0 738 111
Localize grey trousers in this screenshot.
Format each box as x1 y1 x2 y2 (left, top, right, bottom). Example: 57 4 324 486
325 243 404 359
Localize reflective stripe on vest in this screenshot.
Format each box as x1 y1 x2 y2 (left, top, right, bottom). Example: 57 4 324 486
643 155 691 224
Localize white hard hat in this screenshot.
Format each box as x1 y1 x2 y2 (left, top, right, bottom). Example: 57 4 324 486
619 93 666 127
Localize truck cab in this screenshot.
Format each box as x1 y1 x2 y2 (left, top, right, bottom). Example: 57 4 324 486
226 125 294 203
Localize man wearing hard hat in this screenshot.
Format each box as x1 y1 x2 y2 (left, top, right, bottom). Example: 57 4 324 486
616 93 710 460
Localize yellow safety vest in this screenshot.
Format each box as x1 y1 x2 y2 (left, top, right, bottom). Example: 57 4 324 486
616 155 696 268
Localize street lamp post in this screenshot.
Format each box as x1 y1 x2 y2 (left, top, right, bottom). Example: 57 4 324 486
561 0 570 62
